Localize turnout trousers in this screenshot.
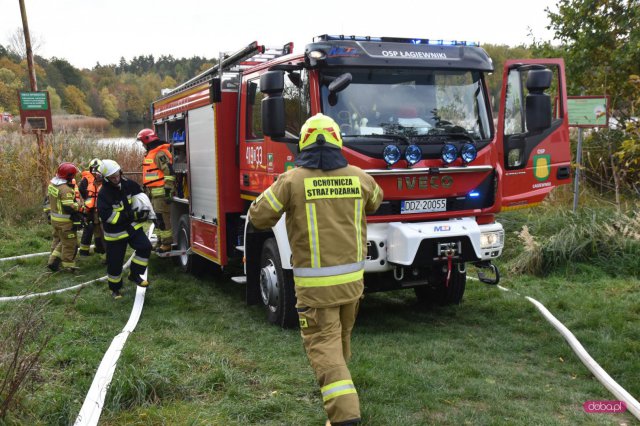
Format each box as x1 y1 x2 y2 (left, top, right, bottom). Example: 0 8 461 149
79 209 105 255
298 299 361 425
151 195 173 245
105 227 151 292
48 221 77 268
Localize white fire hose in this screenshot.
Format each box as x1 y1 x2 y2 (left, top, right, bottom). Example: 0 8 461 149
74 224 154 426
496 285 640 420
0 251 49 262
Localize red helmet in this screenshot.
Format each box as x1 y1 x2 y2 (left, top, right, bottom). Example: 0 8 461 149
56 162 79 180
137 128 159 145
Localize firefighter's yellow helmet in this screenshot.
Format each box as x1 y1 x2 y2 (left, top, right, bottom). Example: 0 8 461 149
299 113 342 151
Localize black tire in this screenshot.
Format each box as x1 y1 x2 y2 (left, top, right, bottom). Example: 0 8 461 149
259 238 297 328
414 264 466 306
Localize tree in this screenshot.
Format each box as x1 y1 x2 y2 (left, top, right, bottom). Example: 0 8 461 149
537 0 640 199
99 87 119 123
7 28 43 59
62 85 92 116
46 86 62 112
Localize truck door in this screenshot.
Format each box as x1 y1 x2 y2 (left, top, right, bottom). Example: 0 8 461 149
497 59 571 210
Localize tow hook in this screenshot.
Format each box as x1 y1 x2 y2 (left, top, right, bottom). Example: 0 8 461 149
475 261 500 285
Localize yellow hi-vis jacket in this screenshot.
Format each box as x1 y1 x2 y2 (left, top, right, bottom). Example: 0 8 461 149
249 165 383 308
48 182 79 223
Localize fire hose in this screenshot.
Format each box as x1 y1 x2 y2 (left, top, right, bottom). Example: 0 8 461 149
74 224 154 426
495 284 640 420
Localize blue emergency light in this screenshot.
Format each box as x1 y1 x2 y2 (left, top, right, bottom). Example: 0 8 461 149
318 35 479 46
404 144 422 166
383 144 401 166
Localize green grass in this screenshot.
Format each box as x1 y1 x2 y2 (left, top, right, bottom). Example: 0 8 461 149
1 236 638 425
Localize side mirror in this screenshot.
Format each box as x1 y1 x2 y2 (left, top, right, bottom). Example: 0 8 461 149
209 78 221 103
328 72 352 94
260 71 285 138
262 97 285 138
287 72 302 88
525 69 552 132
260 71 284 95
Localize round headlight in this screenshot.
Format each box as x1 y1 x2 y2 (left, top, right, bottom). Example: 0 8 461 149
441 143 458 164
308 50 326 60
404 144 422 166
461 143 477 163
383 144 401 166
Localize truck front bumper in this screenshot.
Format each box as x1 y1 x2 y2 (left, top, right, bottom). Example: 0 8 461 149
365 217 504 273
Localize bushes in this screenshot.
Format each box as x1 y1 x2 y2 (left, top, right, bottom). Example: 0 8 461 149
506 205 640 277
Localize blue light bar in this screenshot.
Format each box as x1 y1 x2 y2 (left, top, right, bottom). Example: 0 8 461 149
469 191 480 198
317 35 479 46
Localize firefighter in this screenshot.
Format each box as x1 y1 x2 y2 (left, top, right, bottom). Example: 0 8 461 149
137 128 175 253
249 113 383 426
46 162 82 272
97 159 152 299
78 158 106 256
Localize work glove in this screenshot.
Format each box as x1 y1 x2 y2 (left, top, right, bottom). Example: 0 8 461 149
164 188 173 204
133 210 149 222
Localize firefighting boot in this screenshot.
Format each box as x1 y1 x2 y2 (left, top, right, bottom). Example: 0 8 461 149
47 257 61 272
111 289 123 300
78 247 91 256
128 272 150 288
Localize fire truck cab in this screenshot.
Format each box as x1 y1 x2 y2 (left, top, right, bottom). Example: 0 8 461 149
150 35 571 327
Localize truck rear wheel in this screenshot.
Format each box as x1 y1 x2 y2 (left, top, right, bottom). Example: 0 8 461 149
174 214 209 275
414 264 466 306
259 238 297 328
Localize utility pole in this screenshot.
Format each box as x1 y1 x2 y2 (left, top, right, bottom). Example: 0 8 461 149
19 0 48 192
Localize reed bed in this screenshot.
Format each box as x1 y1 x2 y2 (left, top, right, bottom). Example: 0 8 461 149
0 129 144 223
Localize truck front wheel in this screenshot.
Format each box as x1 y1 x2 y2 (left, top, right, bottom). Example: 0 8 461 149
259 238 298 328
414 263 466 306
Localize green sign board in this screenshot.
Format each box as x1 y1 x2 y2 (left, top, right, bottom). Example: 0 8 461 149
19 91 49 110
567 96 608 128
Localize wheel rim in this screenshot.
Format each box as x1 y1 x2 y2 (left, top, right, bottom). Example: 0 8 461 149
179 228 189 267
260 259 279 312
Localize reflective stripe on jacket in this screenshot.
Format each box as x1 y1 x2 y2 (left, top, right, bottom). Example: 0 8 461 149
249 165 383 308
48 183 78 223
97 177 144 241
142 144 173 188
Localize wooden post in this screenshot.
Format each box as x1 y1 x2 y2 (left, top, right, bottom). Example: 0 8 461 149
19 0 48 193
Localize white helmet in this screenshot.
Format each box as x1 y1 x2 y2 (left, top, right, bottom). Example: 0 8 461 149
99 159 121 178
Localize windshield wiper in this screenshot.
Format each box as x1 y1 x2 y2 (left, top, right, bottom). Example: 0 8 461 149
342 134 410 145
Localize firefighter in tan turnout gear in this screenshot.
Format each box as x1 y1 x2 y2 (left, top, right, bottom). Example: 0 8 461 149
137 128 175 253
249 114 382 426
47 162 82 272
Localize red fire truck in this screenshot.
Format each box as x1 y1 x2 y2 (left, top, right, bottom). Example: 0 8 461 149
150 35 571 327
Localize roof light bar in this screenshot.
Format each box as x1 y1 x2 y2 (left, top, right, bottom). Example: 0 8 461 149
316 35 479 46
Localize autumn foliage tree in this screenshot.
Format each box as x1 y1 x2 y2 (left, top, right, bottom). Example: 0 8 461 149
534 0 640 199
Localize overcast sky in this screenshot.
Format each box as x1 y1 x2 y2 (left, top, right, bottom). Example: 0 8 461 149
2 0 559 69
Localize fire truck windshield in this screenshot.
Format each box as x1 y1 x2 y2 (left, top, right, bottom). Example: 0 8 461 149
320 68 492 142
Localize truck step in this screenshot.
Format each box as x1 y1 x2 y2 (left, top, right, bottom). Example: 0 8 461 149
155 248 191 258
231 276 247 284
235 245 245 253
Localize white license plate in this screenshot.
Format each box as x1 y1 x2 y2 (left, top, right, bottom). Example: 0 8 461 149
400 198 447 214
